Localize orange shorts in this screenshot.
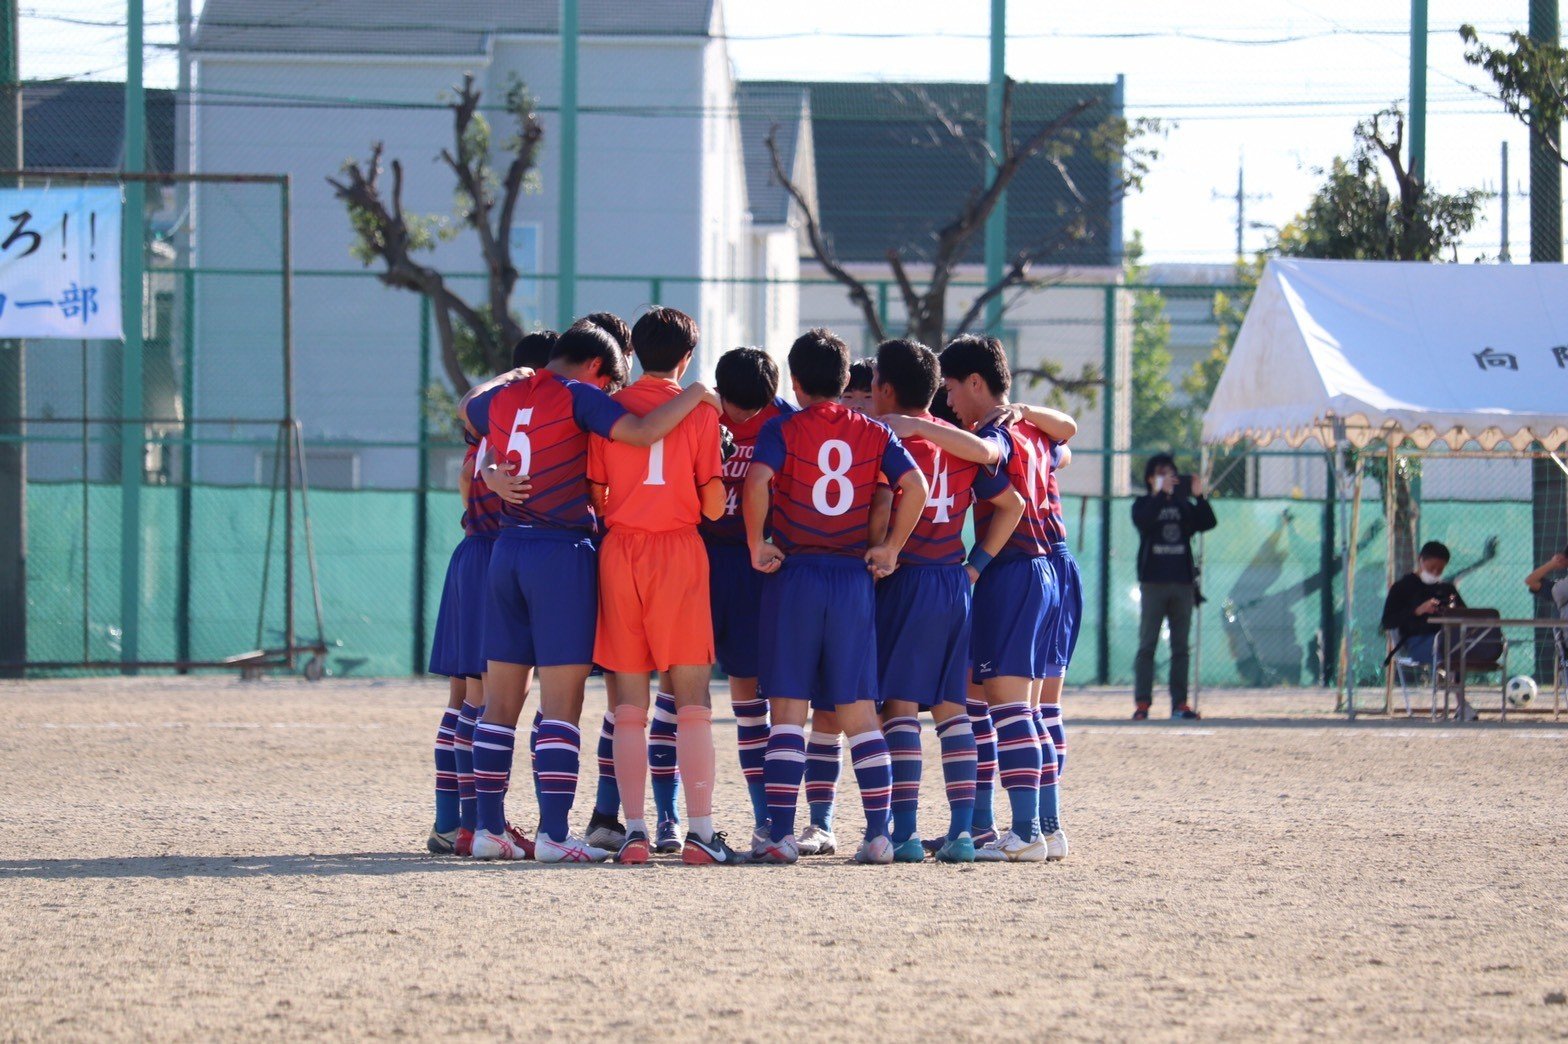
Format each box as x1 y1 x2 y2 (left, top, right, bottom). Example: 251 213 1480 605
594 527 715 673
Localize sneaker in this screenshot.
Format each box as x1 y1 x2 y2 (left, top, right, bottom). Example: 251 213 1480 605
1172 704 1201 720
682 830 747 865
470 828 529 861
893 838 926 863
750 826 773 859
1044 828 1069 862
427 825 458 855
454 827 474 858
921 836 945 857
1133 704 1151 721
616 829 650 866
974 830 1046 862
935 833 976 863
535 832 611 864
853 835 895 864
503 822 536 860
585 810 627 851
797 823 837 856
753 835 800 864
969 826 998 847
653 819 683 854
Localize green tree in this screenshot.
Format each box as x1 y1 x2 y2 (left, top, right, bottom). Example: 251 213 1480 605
1126 232 1197 455
1461 24 1568 167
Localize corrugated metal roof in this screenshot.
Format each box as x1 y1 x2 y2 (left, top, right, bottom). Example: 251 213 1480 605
194 0 716 54
736 82 807 227
22 82 175 173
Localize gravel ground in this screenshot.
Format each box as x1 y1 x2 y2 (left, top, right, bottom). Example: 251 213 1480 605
2 677 1566 1041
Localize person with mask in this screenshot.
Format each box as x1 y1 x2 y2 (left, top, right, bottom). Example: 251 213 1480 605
1381 541 1467 666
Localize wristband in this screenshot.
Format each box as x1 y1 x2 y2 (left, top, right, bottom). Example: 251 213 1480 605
967 549 995 574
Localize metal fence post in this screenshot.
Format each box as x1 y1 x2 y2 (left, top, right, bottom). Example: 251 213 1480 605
175 267 194 669
119 0 147 671
412 295 431 675
1096 283 1116 684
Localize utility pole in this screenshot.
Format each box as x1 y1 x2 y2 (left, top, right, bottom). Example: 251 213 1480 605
1409 0 1428 185
121 0 146 670
983 0 1006 336
1500 141 1512 263
1212 156 1268 262
557 0 578 329
0 0 23 678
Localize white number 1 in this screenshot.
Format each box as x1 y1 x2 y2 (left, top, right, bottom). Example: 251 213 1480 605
644 439 666 486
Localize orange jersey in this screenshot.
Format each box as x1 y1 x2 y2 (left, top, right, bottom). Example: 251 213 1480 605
587 376 723 533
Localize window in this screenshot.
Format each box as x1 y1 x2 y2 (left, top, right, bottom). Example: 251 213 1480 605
509 224 543 330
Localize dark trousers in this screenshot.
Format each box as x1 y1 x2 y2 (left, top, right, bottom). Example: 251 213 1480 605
1134 582 1196 708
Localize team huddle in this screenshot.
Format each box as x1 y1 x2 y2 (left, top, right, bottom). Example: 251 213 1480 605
424 306 1081 865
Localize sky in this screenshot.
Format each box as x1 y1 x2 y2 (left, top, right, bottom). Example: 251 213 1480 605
19 0 1545 265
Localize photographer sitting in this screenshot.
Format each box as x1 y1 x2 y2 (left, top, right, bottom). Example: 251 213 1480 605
1381 541 1466 666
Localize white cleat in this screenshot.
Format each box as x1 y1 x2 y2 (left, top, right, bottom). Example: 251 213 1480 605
750 827 773 858
470 828 528 861
535 832 611 864
852 835 895 864
1044 829 1069 861
797 823 837 856
753 835 800 865
973 830 1047 863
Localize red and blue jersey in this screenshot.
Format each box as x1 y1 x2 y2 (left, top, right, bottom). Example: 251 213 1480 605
465 371 627 533
894 413 1008 566
701 396 795 547
1045 442 1068 544
753 400 917 558
972 419 1065 558
460 435 504 537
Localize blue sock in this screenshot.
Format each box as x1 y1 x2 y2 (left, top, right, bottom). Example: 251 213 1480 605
935 714 977 841
529 709 543 810
733 694 771 831
1041 702 1066 780
804 731 841 830
533 718 581 842
471 720 516 836
1039 730 1061 836
454 702 483 833
593 711 619 818
764 723 807 843
848 730 893 841
991 702 1041 842
434 708 460 833
968 699 997 833
882 716 922 844
649 692 681 825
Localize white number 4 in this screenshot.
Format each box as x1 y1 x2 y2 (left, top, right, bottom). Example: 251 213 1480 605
926 449 955 523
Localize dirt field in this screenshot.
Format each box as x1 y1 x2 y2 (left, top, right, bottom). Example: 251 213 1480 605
1 677 1566 1041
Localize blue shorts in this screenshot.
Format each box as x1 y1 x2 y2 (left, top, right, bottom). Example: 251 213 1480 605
875 564 971 709
708 541 764 679
429 533 494 678
1042 542 1084 678
759 554 878 706
485 527 598 668
970 553 1057 683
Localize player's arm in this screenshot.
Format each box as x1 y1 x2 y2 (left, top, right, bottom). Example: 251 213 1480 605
866 467 928 579
880 414 1004 467
979 402 1077 442
608 384 721 447
699 478 726 521
965 486 1025 583
456 367 534 427
695 408 728 522
476 436 533 505
1054 445 1072 470
743 463 784 573
868 484 894 547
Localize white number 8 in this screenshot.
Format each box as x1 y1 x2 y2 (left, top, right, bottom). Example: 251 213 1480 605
811 439 854 516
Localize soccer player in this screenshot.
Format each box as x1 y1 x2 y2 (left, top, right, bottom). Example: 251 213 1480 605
701 347 795 851
464 323 718 862
841 358 875 413
744 328 927 865
869 338 1026 863
587 307 744 865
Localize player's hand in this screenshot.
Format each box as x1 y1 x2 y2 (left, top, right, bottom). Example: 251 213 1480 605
865 543 899 580
752 543 785 574
483 466 532 505
690 381 721 411
965 563 980 585
1415 597 1441 616
880 414 917 439
978 403 1025 429
1191 473 1206 497
720 425 738 462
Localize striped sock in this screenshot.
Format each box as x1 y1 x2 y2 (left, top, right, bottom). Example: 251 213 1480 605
1041 703 1066 780
882 716 922 844
471 721 516 836
529 709 543 810
434 708 460 833
991 702 1042 842
804 731 842 830
732 695 771 831
848 730 893 841
649 692 682 826
968 700 997 833
764 723 807 843
533 719 582 842
453 703 483 833
593 711 620 818
935 714 977 841
1038 728 1061 835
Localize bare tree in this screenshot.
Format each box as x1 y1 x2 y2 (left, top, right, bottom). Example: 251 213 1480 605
328 74 543 395
767 79 1159 398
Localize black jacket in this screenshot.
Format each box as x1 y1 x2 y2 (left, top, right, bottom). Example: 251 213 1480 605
1380 573 1464 639
1131 493 1217 584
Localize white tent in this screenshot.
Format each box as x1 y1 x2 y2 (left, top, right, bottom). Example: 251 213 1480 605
1201 258 1568 715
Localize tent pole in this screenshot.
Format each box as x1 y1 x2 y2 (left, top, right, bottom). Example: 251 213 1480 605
1192 444 1209 712
1339 449 1365 720
1383 441 1398 715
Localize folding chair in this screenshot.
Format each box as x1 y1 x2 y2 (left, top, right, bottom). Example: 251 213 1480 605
1386 629 1434 718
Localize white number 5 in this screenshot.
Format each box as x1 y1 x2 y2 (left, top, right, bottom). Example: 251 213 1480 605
506 408 535 475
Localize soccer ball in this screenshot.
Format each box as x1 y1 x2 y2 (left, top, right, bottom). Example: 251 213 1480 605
1505 675 1538 708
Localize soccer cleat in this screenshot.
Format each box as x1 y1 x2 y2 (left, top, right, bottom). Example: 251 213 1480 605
935 833 976 863
454 827 474 858
504 822 536 860
1172 704 1201 720
1133 704 1151 721
921 836 944 857
974 830 1046 862
653 819 683 854
682 830 746 865
1044 828 1069 861
585 811 627 851
969 826 997 847
470 828 529 861
853 835 895 864
797 823 837 856
750 827 773 858
616 829 651 866
893 838 926 863
535 832 611 864
427 825 458 855
752 835 800 864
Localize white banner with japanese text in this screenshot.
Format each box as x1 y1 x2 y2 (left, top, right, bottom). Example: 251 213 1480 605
0 186 122 339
